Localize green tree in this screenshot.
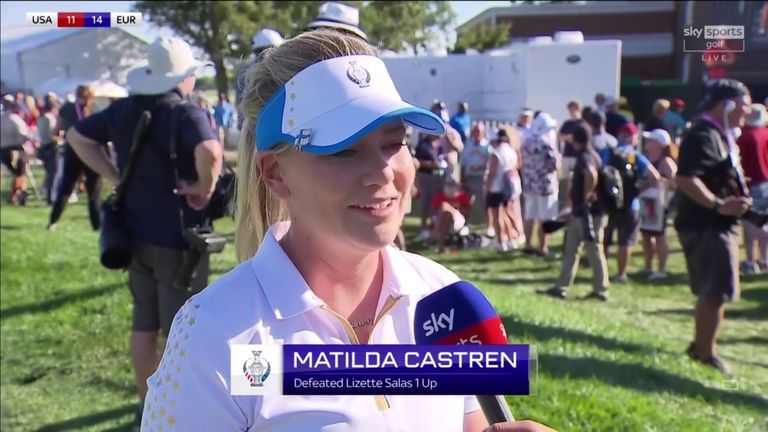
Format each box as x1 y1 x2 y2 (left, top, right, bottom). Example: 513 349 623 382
361 1 456 54
134 1 279 95
134 1 455 94
453 22 512 53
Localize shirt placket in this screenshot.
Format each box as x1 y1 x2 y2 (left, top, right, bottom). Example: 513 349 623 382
318 295 403 411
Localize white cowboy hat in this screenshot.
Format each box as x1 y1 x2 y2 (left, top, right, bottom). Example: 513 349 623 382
307 2 368 41
126 37 212 95
252 28 284 50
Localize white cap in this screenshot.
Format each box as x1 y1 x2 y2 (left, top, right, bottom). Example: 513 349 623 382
531 112 557 135
252 29 284 50
126 37 212 95
745 103 766 127
307 2 368 41
642 128 672 146
255 55 444 154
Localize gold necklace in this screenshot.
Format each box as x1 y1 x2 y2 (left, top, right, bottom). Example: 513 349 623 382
349 317 374 329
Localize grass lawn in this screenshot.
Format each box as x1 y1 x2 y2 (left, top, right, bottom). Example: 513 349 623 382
1 167 766 431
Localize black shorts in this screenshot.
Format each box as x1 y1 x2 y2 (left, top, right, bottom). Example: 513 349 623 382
678 228 740 303
0 146 27 176
608 209 640 246
486 193 508 209
128 242 210 334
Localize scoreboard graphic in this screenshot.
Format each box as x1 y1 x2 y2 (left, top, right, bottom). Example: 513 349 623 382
27 12 142 27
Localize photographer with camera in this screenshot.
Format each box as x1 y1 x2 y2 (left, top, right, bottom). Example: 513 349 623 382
674 79 754 375
539 121 610 301
64 37 223 426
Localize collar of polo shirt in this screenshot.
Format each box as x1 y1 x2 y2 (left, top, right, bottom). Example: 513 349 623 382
254 55 444 155
250 221 434 320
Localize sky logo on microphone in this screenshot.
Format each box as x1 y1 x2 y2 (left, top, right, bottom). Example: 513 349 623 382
422 309 455 336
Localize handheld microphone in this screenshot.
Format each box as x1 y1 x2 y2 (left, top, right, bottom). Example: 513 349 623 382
414 280 515 424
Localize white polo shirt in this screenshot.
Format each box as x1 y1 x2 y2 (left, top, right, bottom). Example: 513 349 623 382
141 222 480 432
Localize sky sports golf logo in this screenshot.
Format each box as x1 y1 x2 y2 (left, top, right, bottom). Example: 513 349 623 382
422 309 455 336
683 25 745 52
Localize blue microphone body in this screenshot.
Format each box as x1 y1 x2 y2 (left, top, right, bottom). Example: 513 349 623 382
413 280 515 424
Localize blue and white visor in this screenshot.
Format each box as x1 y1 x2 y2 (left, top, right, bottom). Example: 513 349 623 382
255 55 445 154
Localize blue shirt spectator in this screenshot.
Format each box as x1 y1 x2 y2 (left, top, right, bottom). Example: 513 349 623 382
213 96 234 129
449 102 471 143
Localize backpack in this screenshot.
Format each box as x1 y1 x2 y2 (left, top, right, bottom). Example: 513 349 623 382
598 147 639 213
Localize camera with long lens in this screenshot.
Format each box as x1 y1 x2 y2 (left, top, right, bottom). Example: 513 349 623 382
172 226 227 291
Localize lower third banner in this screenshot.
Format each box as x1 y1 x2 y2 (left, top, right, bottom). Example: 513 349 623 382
280 344 533 395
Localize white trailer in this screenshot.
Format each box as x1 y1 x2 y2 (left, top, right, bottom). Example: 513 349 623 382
382 32 622 125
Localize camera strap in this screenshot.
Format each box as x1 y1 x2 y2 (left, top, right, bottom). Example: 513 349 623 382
167 101 194 238
114 110 153 210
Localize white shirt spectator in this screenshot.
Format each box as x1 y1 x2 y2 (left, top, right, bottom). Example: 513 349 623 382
489 142 519 194
0 111 29 149
142 221 480 431
37 112 59 145
460 137 490 178
592 132 617 152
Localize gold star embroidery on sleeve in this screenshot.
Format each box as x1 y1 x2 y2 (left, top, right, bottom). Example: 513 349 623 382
188 317 196 325
167 416 176 427
288 119 295 127
166 374 173 383
179 350 187 358
173 381 180 391
151 411 157 421
160 407 167 418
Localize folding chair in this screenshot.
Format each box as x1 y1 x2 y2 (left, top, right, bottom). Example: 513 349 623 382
24 160 41 201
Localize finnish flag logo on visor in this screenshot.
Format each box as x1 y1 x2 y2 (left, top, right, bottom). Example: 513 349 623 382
255 55 445 155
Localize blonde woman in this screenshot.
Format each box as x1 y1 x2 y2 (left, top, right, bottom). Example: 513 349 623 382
501 125 525 248
640 129 677 280
484 129 519 252
644 99 670 132
142 30 552 432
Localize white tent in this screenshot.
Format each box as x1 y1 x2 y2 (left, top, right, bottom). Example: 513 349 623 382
32 78 129 99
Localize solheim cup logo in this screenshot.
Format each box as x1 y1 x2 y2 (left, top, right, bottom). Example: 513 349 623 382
231 344 282 395
243 350 271 387
346 61 371 88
